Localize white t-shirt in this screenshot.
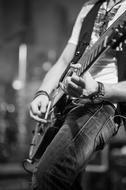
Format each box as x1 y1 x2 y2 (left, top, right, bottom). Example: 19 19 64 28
68 0 126 84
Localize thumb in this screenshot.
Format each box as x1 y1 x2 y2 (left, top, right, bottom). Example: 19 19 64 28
39 100 49 114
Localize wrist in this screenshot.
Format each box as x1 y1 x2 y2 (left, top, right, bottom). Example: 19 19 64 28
33 90 50 100
90 82 105 103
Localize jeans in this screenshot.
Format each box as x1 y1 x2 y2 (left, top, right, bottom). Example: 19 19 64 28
32 101 120 190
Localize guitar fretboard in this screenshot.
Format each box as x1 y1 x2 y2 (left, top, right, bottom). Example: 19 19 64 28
77 9 126 76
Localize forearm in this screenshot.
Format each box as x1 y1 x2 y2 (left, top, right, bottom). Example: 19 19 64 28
38 61 67 94
38 43 77 95
103 81 126 103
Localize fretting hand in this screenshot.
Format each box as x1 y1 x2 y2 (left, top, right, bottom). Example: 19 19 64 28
65 71 98 99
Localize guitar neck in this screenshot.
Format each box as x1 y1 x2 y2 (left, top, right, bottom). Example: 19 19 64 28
77 9 126 76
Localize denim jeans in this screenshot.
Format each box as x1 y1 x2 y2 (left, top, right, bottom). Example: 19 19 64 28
32 101 120 190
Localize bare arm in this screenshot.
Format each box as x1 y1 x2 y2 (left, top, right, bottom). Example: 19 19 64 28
65 72 126 104
103 81 126 103
37 42 77 95
30 42 77 122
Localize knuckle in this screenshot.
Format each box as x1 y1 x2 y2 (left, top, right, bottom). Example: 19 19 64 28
66 76 71 83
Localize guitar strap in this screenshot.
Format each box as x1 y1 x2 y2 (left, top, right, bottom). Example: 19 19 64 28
116 47 126 129
73 0 105 60
70 0 104 65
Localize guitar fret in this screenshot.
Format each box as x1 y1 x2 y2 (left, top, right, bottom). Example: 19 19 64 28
96 43 101 55
83 57 88 71
94 41 103 58
88 52 93 65
82 57 88 72
94 45 100 57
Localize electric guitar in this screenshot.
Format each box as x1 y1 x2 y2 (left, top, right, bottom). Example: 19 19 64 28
27 10 126 166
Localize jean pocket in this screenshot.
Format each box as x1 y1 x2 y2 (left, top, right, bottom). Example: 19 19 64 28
94 116 119 151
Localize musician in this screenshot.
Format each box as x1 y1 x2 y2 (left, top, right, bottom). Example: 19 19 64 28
30 0 126 189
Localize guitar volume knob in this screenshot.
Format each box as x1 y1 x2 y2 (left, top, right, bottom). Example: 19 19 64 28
75 51 80 56
115 28 119 32
118 32 123 37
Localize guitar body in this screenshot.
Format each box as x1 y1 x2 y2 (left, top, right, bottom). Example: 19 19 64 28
29 92 71 161
27 10 126 166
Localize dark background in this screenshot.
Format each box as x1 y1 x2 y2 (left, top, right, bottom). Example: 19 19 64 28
0 0 126 190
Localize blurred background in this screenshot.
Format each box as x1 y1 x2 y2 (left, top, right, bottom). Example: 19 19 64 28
0 0 126 190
